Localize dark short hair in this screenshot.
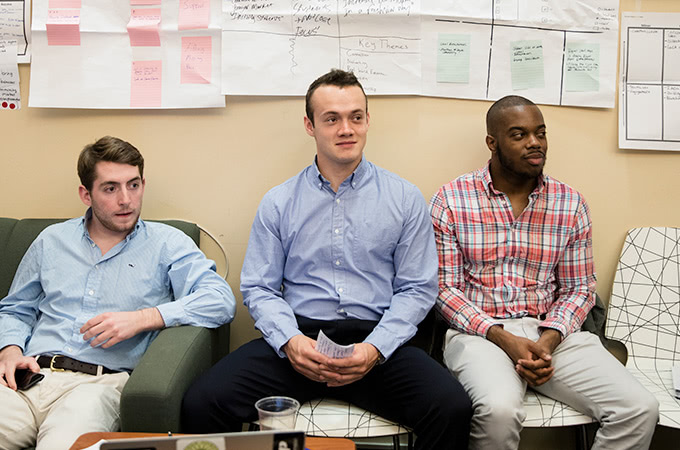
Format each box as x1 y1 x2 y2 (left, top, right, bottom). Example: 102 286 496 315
486 95 537 136
305 69 367 125
78 136 144 190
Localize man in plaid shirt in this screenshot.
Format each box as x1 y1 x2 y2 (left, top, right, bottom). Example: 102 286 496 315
430 95 658 449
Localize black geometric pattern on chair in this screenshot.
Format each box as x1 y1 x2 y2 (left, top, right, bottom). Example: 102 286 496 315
605 227 680 428
522 390 595 427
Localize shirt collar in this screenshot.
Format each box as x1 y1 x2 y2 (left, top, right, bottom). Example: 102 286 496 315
311 155 368 190
480 161 548 197
80 208 145 243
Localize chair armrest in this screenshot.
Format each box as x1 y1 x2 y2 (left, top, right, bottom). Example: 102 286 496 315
120 324 228 433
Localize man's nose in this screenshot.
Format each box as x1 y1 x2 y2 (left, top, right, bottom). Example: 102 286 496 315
338 119 353 135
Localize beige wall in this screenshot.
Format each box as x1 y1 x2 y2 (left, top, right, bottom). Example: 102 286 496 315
1 0 679 355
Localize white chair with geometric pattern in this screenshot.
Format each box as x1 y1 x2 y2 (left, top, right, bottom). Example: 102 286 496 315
605 227 680 429
295 398 413 449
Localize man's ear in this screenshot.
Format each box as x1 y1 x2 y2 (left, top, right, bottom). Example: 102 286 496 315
486 135 497 153
304 116 315 137
78 185 92 207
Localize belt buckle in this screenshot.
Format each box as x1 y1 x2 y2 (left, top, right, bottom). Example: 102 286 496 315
49 355 66 372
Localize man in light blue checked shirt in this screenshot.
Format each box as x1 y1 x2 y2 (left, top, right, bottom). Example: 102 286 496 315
0 136 236 450
182 70 472 449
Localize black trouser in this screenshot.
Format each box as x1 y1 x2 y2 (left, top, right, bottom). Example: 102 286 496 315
181 317 472 450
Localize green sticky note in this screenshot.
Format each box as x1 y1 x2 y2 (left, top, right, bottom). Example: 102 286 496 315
510 40 545 90
437 34 471 84
565 43 600 92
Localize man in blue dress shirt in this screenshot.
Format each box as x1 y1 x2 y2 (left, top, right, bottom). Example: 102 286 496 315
0 136 236 450
182 70 471 449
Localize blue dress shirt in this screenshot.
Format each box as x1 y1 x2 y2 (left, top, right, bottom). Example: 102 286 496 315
0 211 236 371
240 158 438 360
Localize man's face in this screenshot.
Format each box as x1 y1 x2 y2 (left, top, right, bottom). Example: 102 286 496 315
488 105 547 180
304 84 369 172
79 161 145 236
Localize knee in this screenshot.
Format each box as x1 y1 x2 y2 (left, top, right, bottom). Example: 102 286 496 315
626 390 659 426
475 397 524 428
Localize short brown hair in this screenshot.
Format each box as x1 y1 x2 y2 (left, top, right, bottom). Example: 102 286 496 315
305 69 367 125
78 136 144 190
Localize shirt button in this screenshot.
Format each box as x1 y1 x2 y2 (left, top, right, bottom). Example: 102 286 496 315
335 260 340 266
65 347 72 352
338 287 344 293
334 229 340 234
336 199 340 204
91 243 96 248
89 290 94 296
338 309 345 314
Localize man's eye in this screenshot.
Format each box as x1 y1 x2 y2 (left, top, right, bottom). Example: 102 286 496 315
326 117 336 123
104 187 115 193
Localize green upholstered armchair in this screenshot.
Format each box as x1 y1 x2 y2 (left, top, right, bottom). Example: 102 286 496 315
0 217 230 434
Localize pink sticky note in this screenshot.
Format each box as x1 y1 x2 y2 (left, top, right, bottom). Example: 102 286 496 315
127 8 161 47
178 0 210 31
180 36 212 84
49 0 81 8
131 60 162 107
131 0 160 4
46 9 81 46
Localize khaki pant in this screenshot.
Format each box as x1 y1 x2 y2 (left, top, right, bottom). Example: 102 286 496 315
444 317 659 450
0 368 129 450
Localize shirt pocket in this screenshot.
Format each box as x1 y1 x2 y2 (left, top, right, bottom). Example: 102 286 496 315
352 223 399 273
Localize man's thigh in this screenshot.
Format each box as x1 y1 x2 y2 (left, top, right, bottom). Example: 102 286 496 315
0 385 38 450
36 371 129 450
182 338 326 431
534 331 652 419
444 329 526 412
341 345 471 428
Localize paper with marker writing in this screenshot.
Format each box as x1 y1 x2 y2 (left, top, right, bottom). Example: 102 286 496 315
46 9 80 46
0 39 20 110
315 330 354 359
510 40 545 90
0 0 30 62
130 60 161 107
565 42 599 92
436 33 470 84
181 36 211 84
49 0 80 8
178 0 210 30
673 364 680 399
127 8 161 47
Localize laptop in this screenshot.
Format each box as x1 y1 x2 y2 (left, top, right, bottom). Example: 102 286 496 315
99 430 306 450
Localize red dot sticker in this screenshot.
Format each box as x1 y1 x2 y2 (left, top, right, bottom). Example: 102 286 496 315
9 103 15 109
1 102 7 108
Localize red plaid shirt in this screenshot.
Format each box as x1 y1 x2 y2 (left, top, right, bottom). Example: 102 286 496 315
429 164 596 338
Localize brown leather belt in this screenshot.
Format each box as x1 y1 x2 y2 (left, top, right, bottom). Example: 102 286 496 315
37 355 119 376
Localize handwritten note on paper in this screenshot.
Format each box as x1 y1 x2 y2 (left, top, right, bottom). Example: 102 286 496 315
127 8 161 47
511 40 545 90
436 33 470 84
181 36 211 84
46 9 80 46
0 39 20 110
315 330 355 359
565 43 599 92
178 0 210 31
49 0 81 8
0 1 26 56
130 60 162 107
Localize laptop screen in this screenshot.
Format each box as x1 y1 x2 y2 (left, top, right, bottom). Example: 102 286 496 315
99 431 305 450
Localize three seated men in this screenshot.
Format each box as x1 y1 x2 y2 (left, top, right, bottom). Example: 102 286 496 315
0 77 660 450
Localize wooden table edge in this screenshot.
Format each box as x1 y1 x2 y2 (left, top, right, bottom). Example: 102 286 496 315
70 431 356 450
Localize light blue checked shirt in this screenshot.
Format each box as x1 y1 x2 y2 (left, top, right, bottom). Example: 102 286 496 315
241 158 438 360
0 211 235 371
